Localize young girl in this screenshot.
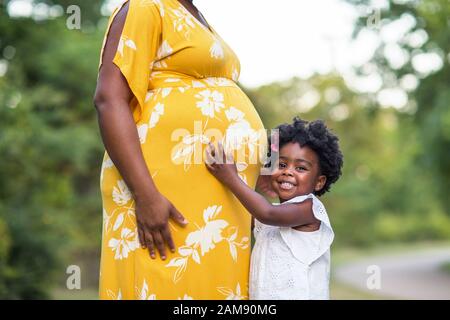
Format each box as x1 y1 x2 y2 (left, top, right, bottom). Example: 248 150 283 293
205 117 343 300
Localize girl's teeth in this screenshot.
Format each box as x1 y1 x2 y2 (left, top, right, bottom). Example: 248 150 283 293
280 182 294 190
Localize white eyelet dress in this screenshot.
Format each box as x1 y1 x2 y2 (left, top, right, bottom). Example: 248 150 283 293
249 194 335 300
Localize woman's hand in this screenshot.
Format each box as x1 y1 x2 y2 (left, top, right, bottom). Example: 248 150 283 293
205 141 239 187
135 192 188 260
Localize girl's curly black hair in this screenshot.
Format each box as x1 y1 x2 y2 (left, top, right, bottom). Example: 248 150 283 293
267 117 344 196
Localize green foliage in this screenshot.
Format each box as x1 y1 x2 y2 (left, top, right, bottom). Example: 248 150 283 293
344 0 450 209
0 0 105 298
442 261 450 275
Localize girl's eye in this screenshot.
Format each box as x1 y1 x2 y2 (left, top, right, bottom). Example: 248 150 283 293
296 167 306 171
279 163 286 169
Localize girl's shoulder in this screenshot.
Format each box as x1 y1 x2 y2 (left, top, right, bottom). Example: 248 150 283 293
281 193 318 205
276 193 333 234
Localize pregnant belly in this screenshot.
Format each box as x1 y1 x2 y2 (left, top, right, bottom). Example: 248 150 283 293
137 78 267 177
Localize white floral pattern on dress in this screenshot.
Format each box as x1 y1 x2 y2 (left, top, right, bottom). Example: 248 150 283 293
157 40 173 59
112 180 132 206
224 226 249 262
166 205 248 283
217 283 246 300
149 102 165 128
171 134 210 171
210 39 224 59
195 89 225 118
106 288 122 300
117 36 137 57
137 124 149 144
154 40 173 68
136 279 157 300
138 102 165 144
108 227 139 260
204 77 234 87
171 7 196 39
103 209 113 234
100 154 114 182
223 107 260 159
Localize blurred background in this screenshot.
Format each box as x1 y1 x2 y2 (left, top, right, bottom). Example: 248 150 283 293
0 0 449 299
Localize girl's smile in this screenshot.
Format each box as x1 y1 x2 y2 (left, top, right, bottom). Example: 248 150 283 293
271 142 327 202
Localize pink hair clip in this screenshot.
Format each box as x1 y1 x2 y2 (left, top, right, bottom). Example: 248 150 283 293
270 132 279 153
270 143 279 153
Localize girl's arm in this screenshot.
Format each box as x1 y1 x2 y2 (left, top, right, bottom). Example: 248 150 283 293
205 142 318 227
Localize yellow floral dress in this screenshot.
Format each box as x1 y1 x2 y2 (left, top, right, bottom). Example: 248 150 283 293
98 0 266 300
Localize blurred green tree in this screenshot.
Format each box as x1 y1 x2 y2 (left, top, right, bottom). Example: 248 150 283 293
344 0 450 210
0 0 106 298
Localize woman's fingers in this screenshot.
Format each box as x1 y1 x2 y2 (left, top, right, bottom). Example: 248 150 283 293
170 206 189 226
137 222 146 248
205 146 217 166
161 226 176 253
152 230 166 260
145 232 156 259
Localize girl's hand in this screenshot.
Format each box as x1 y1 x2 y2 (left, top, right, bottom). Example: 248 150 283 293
205 141 238 186
256 174 278 199
135 192 188 260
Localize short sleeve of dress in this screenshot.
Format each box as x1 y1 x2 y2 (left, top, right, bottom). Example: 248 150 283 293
253 218 266 239
282 194 333 232
99 0 162 121
279 194 335 264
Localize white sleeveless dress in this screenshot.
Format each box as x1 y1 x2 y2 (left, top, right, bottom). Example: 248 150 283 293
249 194 335 300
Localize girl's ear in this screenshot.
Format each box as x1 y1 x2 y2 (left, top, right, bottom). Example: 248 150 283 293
314 175 327 192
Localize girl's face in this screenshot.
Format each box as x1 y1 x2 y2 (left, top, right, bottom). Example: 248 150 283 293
270 142 326 202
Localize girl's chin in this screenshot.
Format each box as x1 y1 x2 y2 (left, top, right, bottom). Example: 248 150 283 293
276 187 296 196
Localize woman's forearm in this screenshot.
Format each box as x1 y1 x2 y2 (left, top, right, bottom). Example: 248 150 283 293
95 100 158 201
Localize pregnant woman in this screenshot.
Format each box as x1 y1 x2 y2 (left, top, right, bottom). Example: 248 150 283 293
94 0 267 299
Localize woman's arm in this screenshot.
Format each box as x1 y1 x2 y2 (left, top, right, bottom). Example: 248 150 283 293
205 142 318 227
94 3 187 260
